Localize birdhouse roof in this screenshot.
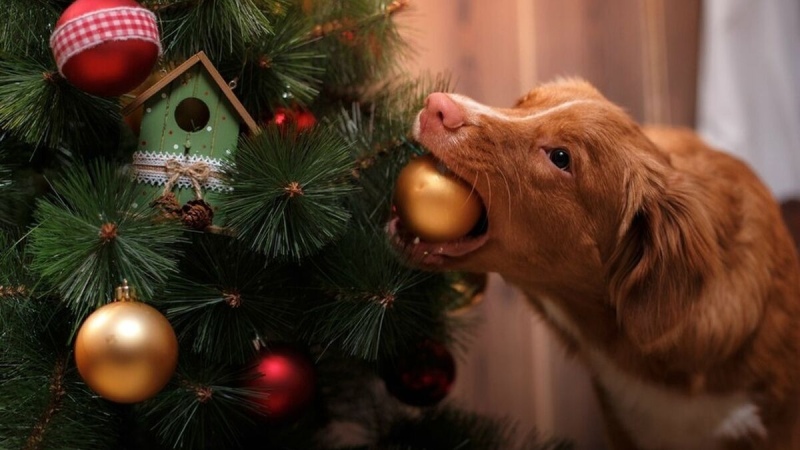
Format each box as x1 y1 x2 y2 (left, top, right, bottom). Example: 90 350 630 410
121 51 259 135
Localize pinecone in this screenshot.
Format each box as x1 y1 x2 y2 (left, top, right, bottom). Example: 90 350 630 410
181 199 214 230
151 192 182 220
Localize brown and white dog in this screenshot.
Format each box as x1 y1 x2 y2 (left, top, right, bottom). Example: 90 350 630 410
389 78 800 449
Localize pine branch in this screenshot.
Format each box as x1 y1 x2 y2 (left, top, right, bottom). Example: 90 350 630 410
0 58 122 152
304 225 449 361
326 104 413 228
29 160 186 319
365 71 453 149
349 143 410 228
0 136 32 229
233 6 325 116
24 354 68 450
153 0 273 62
0 231 33 308
162 233 299 365
327 73 452 226
0 299 121 450
308 0 412 90
139 358 266 450
0 0 60 62
223 125 355 261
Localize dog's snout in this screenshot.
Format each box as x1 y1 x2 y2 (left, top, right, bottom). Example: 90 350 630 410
424 93 465 131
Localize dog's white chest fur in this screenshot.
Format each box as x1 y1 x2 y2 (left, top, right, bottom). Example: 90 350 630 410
537 298 767 449
587 350 766 449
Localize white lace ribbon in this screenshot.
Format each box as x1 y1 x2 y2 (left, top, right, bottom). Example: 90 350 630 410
132 151 231 193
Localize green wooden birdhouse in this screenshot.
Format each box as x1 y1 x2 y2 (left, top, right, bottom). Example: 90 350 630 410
122 51 259 227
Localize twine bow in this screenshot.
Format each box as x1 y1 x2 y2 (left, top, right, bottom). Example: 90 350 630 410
163 158 211 200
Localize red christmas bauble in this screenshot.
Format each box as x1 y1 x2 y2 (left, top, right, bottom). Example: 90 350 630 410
246 344 316 421
382 339 456 407
270 107 317 132
50 0 161 97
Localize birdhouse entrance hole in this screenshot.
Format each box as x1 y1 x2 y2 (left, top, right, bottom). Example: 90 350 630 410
174 97 210 132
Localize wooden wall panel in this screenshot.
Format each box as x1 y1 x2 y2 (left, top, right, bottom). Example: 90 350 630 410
533 0 648 122
533 0 700 126
663 0 702 126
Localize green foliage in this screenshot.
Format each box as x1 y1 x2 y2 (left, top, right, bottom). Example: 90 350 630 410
140 360 263 449
235 7 325 114
305 226 448 360
29 160 186 319
149 0 325 121
140 358 265 450
0 134 33 229
0 232 33 338
308 0 410 90
153 0 273 62
0 299 120 450
0 1 569 448
163 234 298 365
366 73 454 144
328 73 452 225
224 125 355 261
0 0 60 61
0 58 122 151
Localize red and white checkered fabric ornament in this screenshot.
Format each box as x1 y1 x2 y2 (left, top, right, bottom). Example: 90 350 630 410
50 0 161 97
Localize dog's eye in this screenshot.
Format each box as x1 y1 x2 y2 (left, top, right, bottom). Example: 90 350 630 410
549 148 570 170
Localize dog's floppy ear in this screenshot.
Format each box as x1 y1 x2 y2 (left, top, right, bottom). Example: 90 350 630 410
607 169 720 353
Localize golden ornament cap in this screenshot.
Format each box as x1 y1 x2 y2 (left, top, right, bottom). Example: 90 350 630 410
115 279 135 301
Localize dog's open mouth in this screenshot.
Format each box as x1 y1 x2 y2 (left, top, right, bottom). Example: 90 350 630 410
387 154 490 266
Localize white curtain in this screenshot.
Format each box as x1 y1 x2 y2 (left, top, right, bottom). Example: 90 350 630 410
696 0 800 201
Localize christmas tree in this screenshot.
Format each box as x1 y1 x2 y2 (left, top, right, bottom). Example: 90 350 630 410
0 1 570 448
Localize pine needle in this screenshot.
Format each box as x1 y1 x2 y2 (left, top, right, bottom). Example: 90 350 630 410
224 125 355 261
140 359 266 450
0 0 60 62
309 0 412 89
0 299 121 450
305 226 449 361
155 0 273 62
162 234 299 365
235 6 325 115
0 58 122 151
29 160 186 319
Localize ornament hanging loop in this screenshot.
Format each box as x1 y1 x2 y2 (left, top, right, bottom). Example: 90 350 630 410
115 279 137 302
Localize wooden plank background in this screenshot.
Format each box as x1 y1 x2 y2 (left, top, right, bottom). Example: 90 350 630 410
398 1 701 447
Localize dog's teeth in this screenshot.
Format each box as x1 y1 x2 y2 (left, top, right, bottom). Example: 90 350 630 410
413 237 420 245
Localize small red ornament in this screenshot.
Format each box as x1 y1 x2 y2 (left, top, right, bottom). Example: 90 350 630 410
270 107 317 132
50 0 161 97
382 339 456 407
246 344 316 421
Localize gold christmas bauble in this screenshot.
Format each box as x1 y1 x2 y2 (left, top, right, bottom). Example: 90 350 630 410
447 273 488 316
393 154 484 242
74 281 178 403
